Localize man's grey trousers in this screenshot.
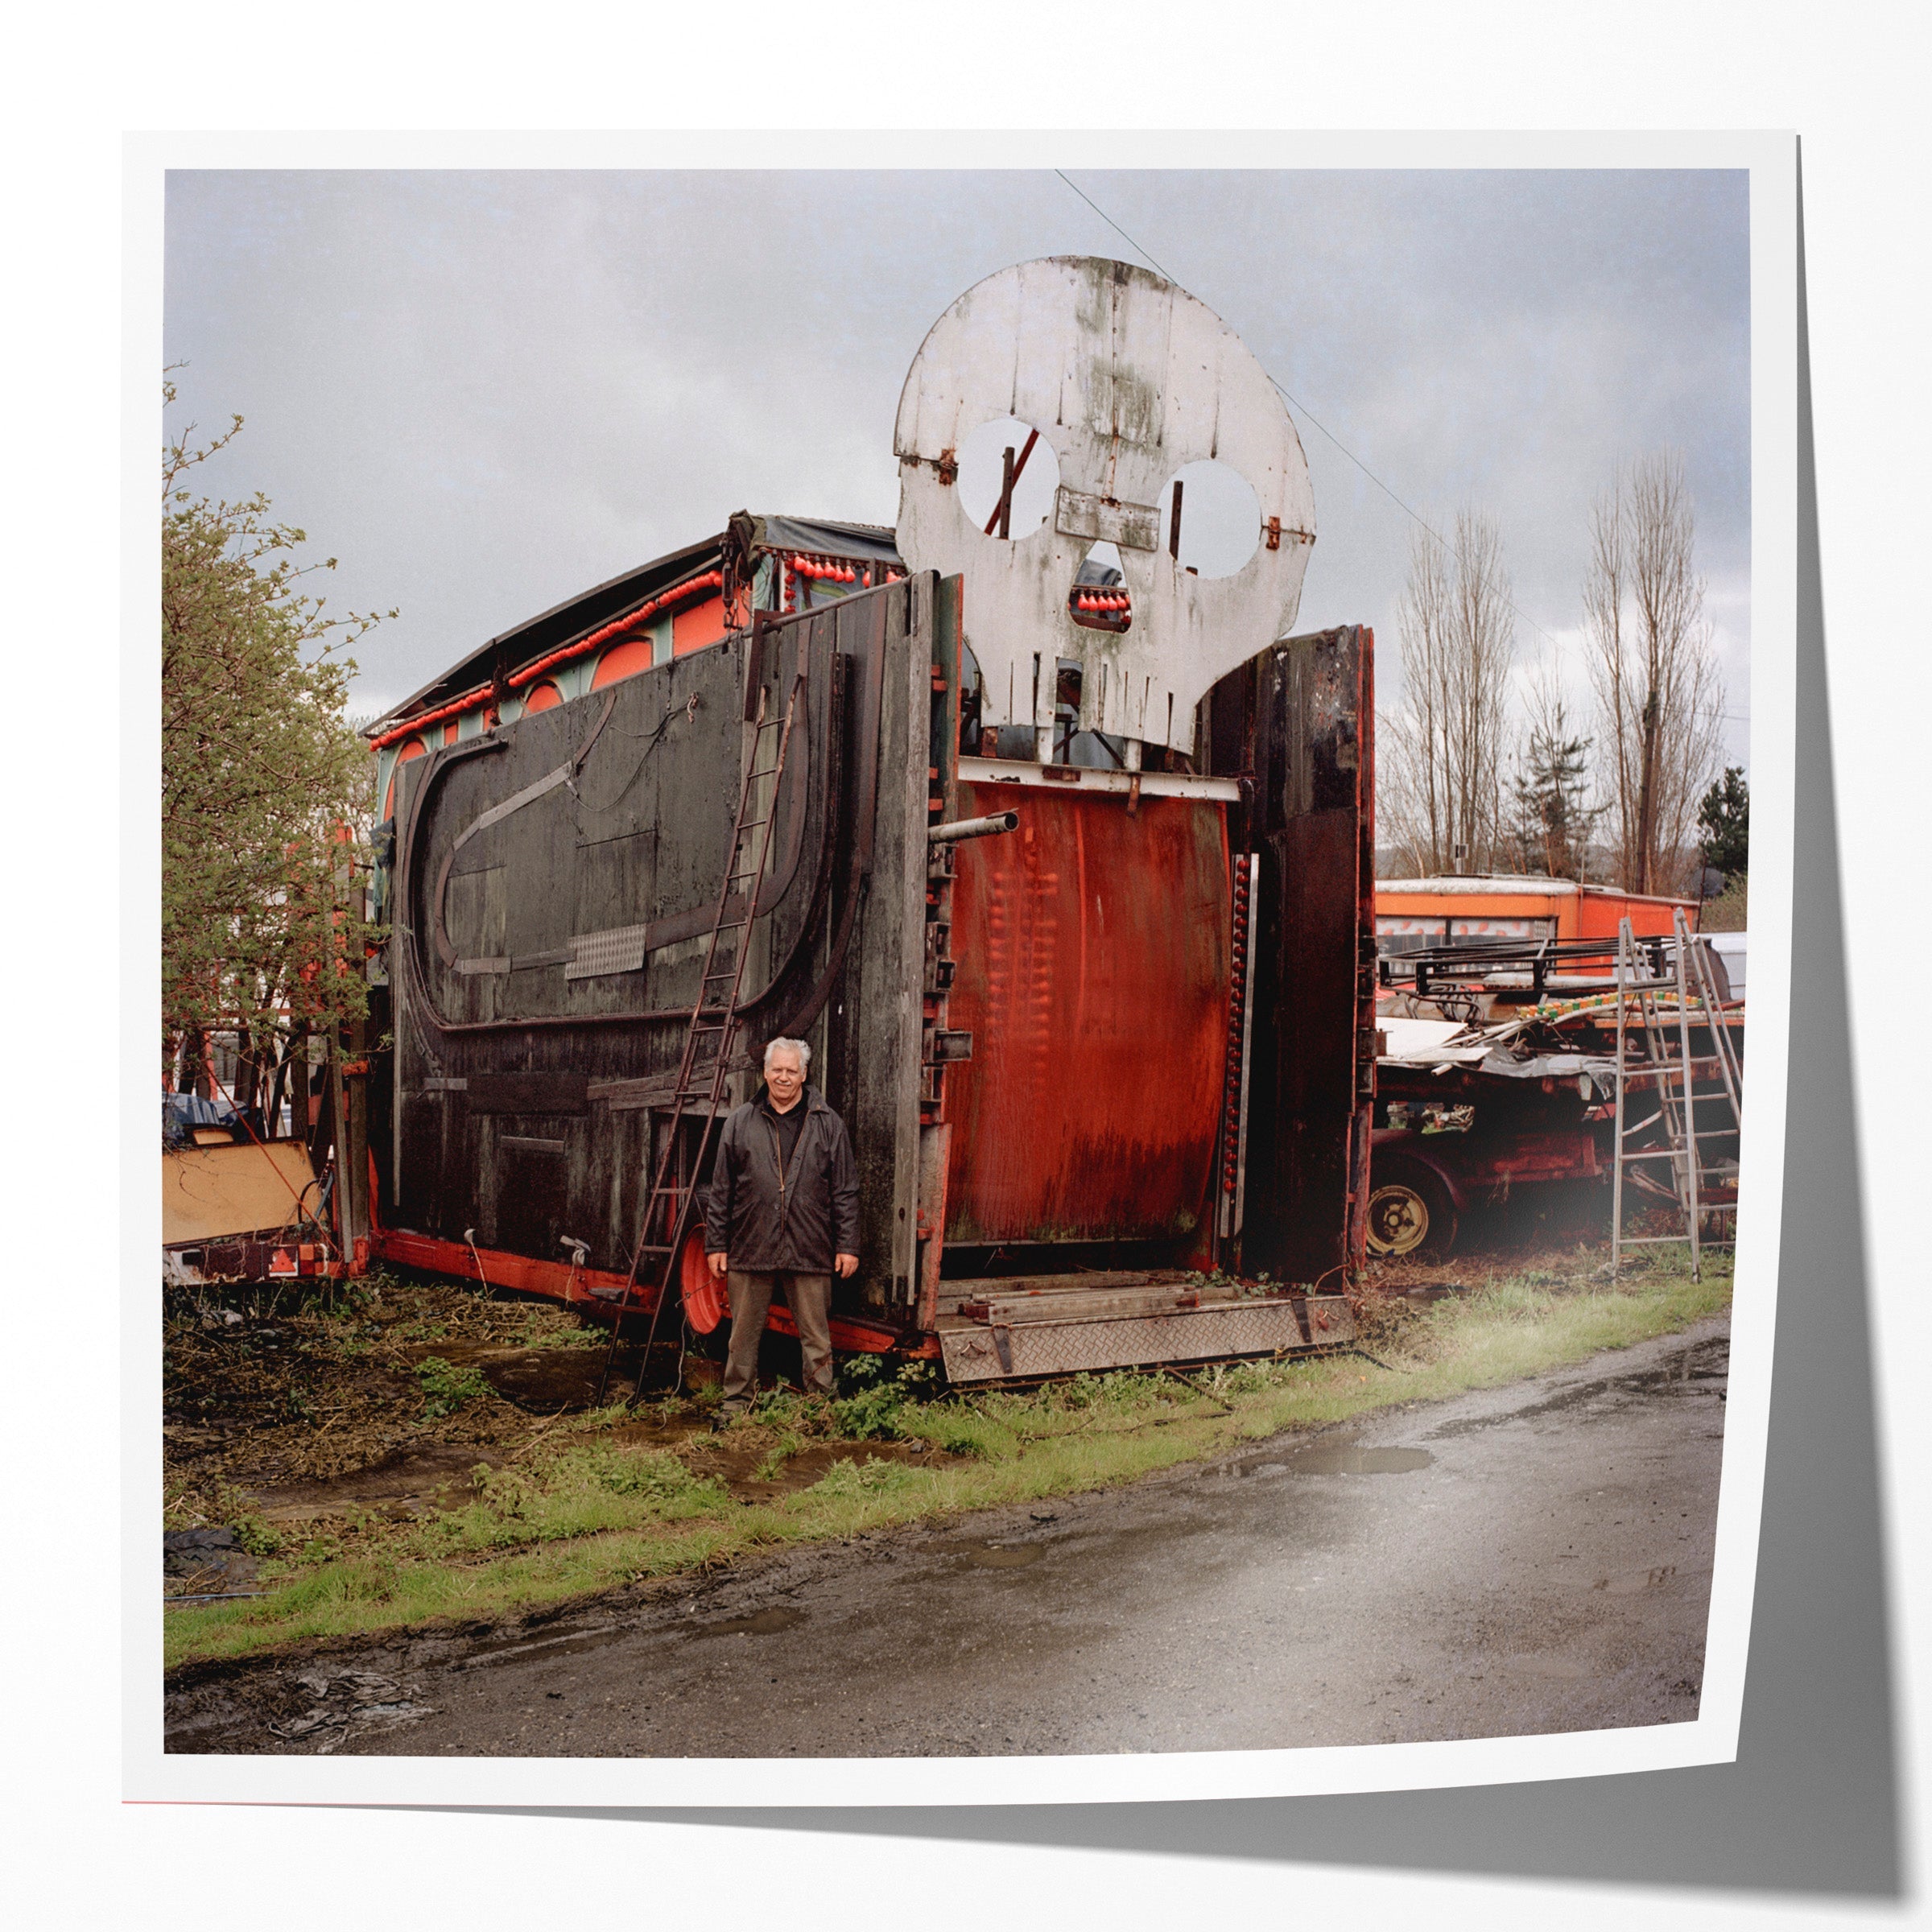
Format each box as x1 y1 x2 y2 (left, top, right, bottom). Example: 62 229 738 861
722 1269 834 1410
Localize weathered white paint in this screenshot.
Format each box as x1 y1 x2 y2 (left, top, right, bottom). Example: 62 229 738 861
894 257 1315 758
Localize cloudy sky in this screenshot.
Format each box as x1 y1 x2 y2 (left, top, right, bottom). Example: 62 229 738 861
163 167 1751 767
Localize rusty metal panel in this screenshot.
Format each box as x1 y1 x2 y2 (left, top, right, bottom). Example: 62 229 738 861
844 579 932 1304
894 257 1314 757
941 779 1228 1246
939 1294 1356 1382
1200 625 1374 1284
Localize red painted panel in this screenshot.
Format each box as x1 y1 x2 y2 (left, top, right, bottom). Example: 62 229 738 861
382 736 427 818
943 782 1229 1245
671 594 728 657
591 630 658 688
375 1227 630 1304
370 1227 919 1353
522 681 564 715
1574 890 1686 941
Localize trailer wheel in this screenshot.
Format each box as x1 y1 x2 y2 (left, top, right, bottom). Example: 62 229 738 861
1365 1166 1457 1259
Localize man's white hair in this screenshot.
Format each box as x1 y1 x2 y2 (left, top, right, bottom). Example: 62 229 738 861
763 1036 811 1072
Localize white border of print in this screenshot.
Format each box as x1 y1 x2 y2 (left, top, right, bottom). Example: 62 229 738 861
124 126 1796 1809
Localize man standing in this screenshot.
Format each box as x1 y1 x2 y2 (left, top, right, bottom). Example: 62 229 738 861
704 1037 860 1424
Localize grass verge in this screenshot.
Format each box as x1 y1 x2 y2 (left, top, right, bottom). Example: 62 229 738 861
163 1252 1729 1670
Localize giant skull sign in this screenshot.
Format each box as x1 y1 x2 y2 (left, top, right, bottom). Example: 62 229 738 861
894 256 1315 761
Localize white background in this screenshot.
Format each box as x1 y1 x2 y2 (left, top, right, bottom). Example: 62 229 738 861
6 3 1925 1926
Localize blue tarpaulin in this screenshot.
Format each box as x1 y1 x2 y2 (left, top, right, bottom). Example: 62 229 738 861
162 1092 239 1149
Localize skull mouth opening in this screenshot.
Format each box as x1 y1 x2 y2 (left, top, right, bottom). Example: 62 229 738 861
1067 555 1132 634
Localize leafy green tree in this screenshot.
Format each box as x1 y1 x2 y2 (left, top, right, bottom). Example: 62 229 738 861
1696 765 1750 880
161 379 390 1109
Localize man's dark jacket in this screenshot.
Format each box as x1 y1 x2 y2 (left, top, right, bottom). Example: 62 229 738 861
703 1084 860 1272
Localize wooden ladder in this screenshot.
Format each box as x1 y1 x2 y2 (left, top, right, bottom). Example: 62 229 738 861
1609 910 1744 1280
595 654 807 1405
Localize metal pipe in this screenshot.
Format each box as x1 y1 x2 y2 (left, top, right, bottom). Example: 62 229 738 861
928 811 1019 844
1611 919 1628 1276
983 427 1039 536
1674 914 1702 1282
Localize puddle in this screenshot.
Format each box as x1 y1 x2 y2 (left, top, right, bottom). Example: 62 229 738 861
474 1348 615 1412
1280 1446 1435 1476
457 1624 630 1669
253 1445 510 1521
1429 1340 1728 1441
692 1606 806 1639
960 1542 1043 1569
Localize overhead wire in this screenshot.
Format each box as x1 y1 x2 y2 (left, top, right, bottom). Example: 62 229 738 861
1051 167 1748 696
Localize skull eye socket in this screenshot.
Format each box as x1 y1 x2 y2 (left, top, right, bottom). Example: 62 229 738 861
955 416 1060 540
1157 460 1261 580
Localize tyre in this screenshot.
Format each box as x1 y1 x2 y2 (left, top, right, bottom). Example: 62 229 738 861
1365 1162 1459 1259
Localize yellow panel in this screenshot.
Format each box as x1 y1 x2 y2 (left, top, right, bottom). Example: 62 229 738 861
163 1141 318 1247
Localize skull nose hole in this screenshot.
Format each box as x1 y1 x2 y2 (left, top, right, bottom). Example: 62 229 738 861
1068 543 1132 632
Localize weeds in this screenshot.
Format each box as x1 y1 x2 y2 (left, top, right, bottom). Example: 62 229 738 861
828 1356 941 1439
165 1250 1731 1669
415 1356 490 1418
807 1456 922 1501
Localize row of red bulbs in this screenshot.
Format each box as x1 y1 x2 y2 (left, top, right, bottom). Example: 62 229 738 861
788 554 860 583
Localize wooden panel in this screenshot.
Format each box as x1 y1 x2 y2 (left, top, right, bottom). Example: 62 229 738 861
386 586 908 1289
494 1134 572 1259
465 1071 589 1114
163 1141 317 1247
1203 625 1373 1284
848 577 931 1304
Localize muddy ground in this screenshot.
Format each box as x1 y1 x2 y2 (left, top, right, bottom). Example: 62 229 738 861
165 1316 1728 1757
163 1198 1624 1586
162 1274 962 1591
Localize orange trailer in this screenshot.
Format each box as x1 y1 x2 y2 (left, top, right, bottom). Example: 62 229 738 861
1374 876 1698 957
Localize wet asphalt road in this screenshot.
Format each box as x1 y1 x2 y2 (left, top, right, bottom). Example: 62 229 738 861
168 1317 1728 1757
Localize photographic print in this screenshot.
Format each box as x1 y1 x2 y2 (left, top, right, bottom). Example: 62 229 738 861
138 138 1794 1803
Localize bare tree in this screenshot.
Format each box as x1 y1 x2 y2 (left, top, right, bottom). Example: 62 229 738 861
1583 452 1725 896
1381 509 1516 875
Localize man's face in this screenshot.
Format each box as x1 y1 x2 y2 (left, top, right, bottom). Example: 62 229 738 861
765 1047 804 1109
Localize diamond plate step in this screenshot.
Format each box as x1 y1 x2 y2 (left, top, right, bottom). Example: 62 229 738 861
937 1292 1356 1383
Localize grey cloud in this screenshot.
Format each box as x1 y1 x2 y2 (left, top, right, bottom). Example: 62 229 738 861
163 166 1749 762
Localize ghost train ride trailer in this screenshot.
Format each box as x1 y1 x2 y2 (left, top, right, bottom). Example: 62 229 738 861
364 256 1377 1386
